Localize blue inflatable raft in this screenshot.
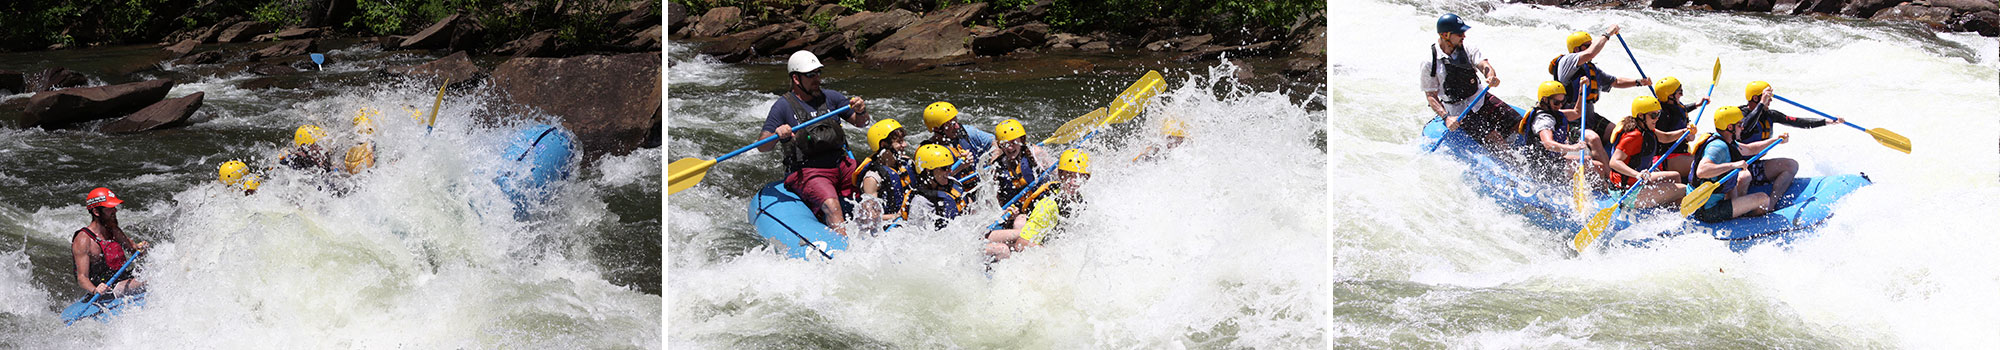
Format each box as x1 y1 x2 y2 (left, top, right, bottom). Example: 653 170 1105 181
1422 108 1871 252
495 124 576 216
748 182 847 259
60 292 147 325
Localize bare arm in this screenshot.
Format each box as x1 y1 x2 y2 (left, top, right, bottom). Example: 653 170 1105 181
1694 158 1741 179
1608 148 1643 178
1478 60 1499 87
1425 91 1449 120
1539 130 1580 153
1578 25 1620 63
72 237 99 294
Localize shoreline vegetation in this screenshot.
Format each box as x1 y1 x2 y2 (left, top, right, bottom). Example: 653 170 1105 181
667 0 1328 78
1 0 664 54
1534 0 2000 37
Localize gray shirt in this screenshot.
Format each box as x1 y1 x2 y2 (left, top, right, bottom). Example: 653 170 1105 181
1420 44 1486 116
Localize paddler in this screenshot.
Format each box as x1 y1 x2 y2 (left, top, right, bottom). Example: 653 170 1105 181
217 160 261 195
984 149 1091 261
1739 81 1841 145
1522 80 1608 184
1688 106 1795 223
1424 13 1522 147
912 144 968 230
279 124 337 173
1549 25 1652 153
1605 96 1689 208
989 119 1044 204
855 119 917 233
758 51 873 236
921 101 996 179
1134 118 1188 162
1652 77 1709 145
70 188 148 298
342 110 377 175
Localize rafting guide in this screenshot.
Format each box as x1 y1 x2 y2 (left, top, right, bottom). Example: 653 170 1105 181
1425 13 1522 148
64 188 150 324
759 51 873 237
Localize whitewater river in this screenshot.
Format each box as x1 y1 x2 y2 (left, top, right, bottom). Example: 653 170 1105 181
0 42 659 348
667 41 1330 348
1333 0 1999 347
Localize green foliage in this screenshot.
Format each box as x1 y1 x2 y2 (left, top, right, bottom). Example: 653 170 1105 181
1044 0 1322 34
251 0 307 27
347 0 412 35
808 10 837 32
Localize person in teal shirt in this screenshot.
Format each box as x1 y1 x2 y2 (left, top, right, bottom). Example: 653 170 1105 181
1687 106 1794 223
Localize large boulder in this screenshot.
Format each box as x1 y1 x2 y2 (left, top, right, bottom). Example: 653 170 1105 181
1870 4 1955 27
689 7 743 38
488 53 662 162
1284 25 1327 76
667 2 691 32
247 39 318 61
1931 0 2000 14
164 39 201 58
619 25 664 51
1841 0 1901 17
101 92 204 134
386 51 485 85
399 13 486 51
174 51 227 65
972 22 1050 56
496 30 561 58
247 62 300 76
857 4 989 72
612 0 657 30
216 21 275 43
28 68 89 93
1652 0 1688 8
1958 10 2000 36
20 79 175 128
268 27 324 41
833 9 919 46
803 32 851 60
699 22 806 63
0 70 23 94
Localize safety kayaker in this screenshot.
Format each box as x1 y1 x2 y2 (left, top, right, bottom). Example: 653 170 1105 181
1523 80 1608 184
911 144 968 230
280 124 337 173
1739 81 1841 145
990 119 1045 204
855 119 917 234
343 110 377 175
1688 106 1796 223
1549 25 1652 153
1424 13 1521 147
985 149 1091 261
70 188 148 298
921 101 996 179
758 51 873 236
1605 96 1689 208
217 160 261 196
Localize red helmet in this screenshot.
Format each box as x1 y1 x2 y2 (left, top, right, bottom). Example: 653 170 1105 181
84 187 123 209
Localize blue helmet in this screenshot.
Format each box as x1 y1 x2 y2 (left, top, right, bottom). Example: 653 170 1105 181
1437 13 1471 34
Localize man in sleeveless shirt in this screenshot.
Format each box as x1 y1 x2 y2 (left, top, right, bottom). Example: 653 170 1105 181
759 51 873 236
1423 13 1520 148
71 188 148 297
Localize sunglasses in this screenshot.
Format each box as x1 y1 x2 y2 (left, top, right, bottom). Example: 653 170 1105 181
796 70 822 78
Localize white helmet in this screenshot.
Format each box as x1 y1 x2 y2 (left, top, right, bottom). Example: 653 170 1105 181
787 51 823 74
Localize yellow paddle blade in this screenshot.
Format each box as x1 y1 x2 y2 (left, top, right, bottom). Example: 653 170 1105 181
667 158 717 195
1042 108 1108 145
1868 128 1911 154
1680 182 1721 217
428 79 449 128
1710 57 1721 83
1574 206 1617 252
1104 70 1167 125
1572 164 1591 215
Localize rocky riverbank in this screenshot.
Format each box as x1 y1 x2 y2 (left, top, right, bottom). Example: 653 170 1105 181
668 0 1327 77
1526 0 2000 36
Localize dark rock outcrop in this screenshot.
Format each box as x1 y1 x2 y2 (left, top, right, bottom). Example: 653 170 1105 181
101 92 204 134
1870 4 1955 27
248 63 299 76
667 2 691 32
620 25 664 51
488 53 662 162
833 9 920 47
20 79 175 128
257 27 324 41
175 51 227 66
385 51 485 85
973 22 1050 56
216 21 275 43
1931 0 2000 14
1840 0 1900 17
164 39 201 58
689 7 744 38
700 22 808 63
858 3 988 71
248 39 318 62
399 13 485 51
496 30 561 58
1961 10 2000 36
28 68 89 93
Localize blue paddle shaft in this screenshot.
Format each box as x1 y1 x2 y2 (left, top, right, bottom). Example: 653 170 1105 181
1771 94 1864 132
81 251 143 309
1426 86 1491 152
987 128 1110 230
1613 68 1720 205
1614 34 1659 99
1715 139 1781 187
715 105 855 163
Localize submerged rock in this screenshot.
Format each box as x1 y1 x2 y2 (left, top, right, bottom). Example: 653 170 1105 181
21 79 174 129
101 92 204 134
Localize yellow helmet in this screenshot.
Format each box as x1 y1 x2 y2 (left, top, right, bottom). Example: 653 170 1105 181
353 114 375 135
242 175 261 192
1714 106 1745 130
1566 31 1592 52
867 119 905 153
995 119 1026 142
1631 95 1662 117
1745 81 1771 102
1537 80 1566 100
294 124 324 146
1162 118 1188 138
343 144 375 174
922 101 959 129
915 144 956 170
218 160 248 185
1654 76 1682 96
1057 149 1090 174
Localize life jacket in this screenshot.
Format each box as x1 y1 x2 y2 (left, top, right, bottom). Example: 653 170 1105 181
854 155 917 220
1737 103 1778 143
1657 101 1694 154
1612 126 1670 187
921 182 967 229
994 153 1039 204
1524 106 1577 159
781 94 849 173
1432 44 1480 103
1548 56 1606 104
1689 132 1746 189
76 227 126 284
1018 183 1067 245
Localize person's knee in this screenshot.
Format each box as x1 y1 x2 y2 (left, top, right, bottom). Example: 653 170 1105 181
983 242 1012 259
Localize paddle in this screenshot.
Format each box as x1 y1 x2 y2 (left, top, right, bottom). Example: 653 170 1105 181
1680 138 1782 217
1771 94 1911 154
1574 58 1721 253
310 53 325 71
425 78 449 135
1614 34 1661 100
1570 76 1593 216
1426 86 1491 152
1040 71 1166 145
62 250 144 325
668 106 855 195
